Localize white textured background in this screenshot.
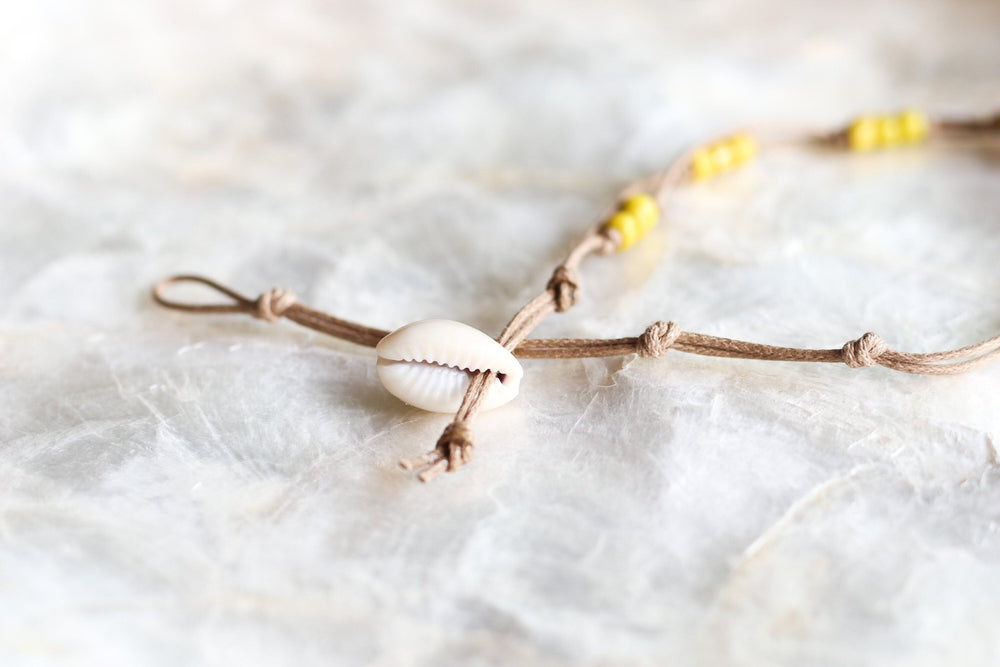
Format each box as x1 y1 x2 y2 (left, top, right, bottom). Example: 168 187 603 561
2 1 1000 665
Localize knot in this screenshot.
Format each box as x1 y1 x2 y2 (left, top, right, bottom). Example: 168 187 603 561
437 421 474 471
842 332 887 368
547 265 579 312
637 321 681 358
399 420 476 482
253 288 296 323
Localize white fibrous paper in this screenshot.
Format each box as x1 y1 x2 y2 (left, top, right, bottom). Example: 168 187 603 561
1 1 1000 665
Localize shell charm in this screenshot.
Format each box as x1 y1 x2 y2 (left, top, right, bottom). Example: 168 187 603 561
375 319 523 413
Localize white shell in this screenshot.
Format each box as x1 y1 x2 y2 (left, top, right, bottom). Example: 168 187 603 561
375 319 523 413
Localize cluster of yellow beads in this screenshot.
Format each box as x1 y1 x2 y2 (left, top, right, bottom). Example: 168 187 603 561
690 134 756 181
847 110 928 151
605 194 659 251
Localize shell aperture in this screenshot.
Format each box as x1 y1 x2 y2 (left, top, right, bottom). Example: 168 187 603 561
375 319 523 413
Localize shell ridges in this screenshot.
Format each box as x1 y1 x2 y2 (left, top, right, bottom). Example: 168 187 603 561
374 319 523 413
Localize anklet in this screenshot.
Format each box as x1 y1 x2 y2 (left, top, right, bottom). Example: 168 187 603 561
153 109 1000 483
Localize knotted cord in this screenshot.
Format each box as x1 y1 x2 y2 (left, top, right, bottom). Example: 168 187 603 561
152 110 1000 482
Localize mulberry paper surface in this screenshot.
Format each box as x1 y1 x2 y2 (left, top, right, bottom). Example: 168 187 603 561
1 1 1000 665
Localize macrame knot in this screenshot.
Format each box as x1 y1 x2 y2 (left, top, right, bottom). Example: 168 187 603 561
842 332 887 368
547 265 579 312
638 321 681 358
254 288 296 323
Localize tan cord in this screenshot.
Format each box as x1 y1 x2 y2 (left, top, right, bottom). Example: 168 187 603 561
152 111 1000 482
152 276 1000 377
153 275 389 347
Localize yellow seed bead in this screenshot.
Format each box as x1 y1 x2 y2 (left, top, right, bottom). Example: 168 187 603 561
607 211 639 251
876 116 902 147
709 143 734 171
729 134 756 164
898 109 928 144
691 148 715 180
622 194 659 234
848 116 879 151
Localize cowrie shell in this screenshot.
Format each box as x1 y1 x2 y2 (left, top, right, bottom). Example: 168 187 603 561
375 319 523 413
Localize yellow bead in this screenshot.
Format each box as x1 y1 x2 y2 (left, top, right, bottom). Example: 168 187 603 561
729 134 756 164
848 116 879 151
622 194 659 234
898 109 928 144
691 148 715 180
607 211 639 251
876 116 902 147
709 143 735 171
